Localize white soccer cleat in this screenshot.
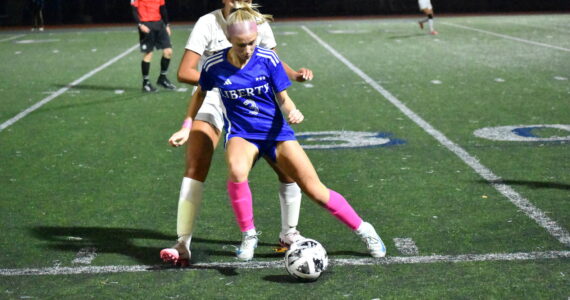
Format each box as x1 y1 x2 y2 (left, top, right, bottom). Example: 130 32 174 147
279 230 305 248
236 231 259 261
355 222 387 258
160 242 191 267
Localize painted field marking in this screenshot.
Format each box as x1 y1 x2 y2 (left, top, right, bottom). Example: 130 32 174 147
440 22 570 53
1 251 568 276
393 238 419 255
0 34 25 43
300 25 570 247
72 248 97 265
0 43 139 133
501 20 570 35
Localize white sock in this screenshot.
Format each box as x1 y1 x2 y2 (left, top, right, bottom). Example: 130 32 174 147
279 182 302 234
428 19 434 31
176 177 204 248
244 228 257 237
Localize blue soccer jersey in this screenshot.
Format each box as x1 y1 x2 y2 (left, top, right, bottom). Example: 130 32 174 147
199 47 295 142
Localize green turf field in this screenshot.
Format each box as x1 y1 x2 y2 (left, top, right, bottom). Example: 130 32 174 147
1 14 569 299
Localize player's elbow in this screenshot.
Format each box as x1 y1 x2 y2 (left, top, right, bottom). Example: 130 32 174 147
176 69 186 83
177 69 190 84
177 69 199 85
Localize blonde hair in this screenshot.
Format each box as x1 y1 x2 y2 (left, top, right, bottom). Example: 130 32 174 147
227 1 273 26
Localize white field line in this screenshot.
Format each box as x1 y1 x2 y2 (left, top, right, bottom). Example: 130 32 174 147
0 34 25 43
506 21 570 35
0 43 139 133
300 26 570 247
440 22 570 53
1 251 568 276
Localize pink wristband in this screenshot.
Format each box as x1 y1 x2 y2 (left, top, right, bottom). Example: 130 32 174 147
182 119 192 129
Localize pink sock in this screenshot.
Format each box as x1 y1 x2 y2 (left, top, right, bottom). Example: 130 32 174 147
227 180 255 232
324 189 363 230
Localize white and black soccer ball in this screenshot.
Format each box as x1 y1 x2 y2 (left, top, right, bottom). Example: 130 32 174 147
284 238 328 281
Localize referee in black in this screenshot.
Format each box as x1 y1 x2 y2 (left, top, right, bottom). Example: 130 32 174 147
131 0 176 92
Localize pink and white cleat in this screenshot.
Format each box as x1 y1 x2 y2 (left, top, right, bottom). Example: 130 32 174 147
278 230 305 248
160 243 190 267
430 30 439 35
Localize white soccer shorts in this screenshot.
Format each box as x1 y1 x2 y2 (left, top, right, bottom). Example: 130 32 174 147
193 87 225 131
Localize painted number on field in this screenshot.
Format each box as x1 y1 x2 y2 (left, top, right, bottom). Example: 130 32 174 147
474 124 570 142
297 131 405 150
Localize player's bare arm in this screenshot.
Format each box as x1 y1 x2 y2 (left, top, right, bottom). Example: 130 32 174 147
273 48 313 82
276 90 303 124
177 50 202 84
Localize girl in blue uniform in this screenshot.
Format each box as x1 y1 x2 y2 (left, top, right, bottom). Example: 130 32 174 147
169 2 386 261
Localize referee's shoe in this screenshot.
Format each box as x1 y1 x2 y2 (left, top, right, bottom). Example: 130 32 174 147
157 75 176 90
143 79 158 92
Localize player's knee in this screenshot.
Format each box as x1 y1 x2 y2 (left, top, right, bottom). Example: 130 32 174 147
184 153 213 181
184 165 209 182
227 162 250 183
298 181 328 203
163 48 173 58
143 52 153 62
274 169 294 183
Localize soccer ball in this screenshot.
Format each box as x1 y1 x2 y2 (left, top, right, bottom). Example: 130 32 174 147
284 238 328 281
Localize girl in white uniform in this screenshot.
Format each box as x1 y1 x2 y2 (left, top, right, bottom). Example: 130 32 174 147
169 1 386 262
160 0 313 266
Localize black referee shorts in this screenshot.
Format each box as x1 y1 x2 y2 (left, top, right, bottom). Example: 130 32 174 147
139 21 172 53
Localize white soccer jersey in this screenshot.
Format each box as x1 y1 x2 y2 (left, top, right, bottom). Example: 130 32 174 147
418 0 433 10
185 9 277 70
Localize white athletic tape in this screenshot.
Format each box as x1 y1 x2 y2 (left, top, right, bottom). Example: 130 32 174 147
301 25 570 247
1 251 568 276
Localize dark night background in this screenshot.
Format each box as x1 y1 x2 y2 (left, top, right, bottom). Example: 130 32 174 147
1 0 569 27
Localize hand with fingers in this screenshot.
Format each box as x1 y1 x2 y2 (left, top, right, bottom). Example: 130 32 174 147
169 119 192 147
287 109 304 124
295 68 313 82
139 24 150 33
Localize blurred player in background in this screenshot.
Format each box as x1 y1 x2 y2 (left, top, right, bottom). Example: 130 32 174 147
131 0 176 92
30 0 44 32
418 0 438 35
168 1 387 262
160 0 313 266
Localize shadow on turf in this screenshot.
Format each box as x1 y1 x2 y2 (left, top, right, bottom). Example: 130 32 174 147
30 226 179 265
30 226 369 277
481 179 570 191
29 226 306 264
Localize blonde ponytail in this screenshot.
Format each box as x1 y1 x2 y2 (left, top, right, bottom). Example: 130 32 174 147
228 1 273 25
